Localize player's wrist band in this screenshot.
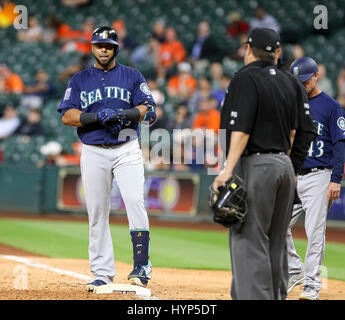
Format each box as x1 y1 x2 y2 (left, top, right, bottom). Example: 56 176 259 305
80 112 99 126
122 108 141 122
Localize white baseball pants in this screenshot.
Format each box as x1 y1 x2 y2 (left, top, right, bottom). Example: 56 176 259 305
80 139 149 283
286 169 331 291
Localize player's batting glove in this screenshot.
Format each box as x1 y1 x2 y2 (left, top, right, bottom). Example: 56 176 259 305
104 121 123 136
98 108 125 125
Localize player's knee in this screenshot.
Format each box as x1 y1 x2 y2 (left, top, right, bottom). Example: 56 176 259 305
123 193 144 207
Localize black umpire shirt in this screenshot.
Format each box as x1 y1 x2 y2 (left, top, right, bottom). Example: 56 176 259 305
220 60 298 156
278 63 317 174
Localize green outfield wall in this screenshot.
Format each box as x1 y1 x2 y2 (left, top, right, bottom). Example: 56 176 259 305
0 164 344 222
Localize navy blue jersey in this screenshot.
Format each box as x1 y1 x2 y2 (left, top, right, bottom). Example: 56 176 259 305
303 92 345 169
58 63 155 145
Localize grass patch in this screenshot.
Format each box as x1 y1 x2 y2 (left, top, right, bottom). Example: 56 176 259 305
0 218 344 281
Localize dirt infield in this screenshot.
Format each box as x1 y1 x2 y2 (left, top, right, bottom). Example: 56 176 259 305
1 214 345 300
0 244 344 300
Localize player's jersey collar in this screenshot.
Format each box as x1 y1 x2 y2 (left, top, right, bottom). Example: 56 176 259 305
92 62 118 72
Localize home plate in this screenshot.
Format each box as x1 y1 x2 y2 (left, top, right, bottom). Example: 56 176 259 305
95 283 151 297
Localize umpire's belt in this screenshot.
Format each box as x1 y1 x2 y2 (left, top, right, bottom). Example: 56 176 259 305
243 150 286 156
298 166 332 176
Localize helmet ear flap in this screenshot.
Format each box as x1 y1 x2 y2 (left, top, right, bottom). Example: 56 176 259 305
114 44 120 57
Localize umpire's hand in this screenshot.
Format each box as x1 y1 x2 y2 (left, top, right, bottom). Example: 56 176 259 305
213 169 232 191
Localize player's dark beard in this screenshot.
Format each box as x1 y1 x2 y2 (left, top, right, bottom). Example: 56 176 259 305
94 52 116 67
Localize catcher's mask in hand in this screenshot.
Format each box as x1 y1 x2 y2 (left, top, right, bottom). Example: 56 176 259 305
209 175 248 228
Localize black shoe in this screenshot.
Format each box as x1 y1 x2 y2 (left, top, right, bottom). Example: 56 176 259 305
86 279 107 292
128 264 152 287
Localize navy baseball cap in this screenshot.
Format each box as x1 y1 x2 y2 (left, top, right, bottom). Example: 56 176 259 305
289 57 318 82
243 28 280 53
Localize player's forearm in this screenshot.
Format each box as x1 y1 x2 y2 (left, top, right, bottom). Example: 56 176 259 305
224 131 250 174
331 140 345 183
61 108 84 127
290 131 317 175
138 103 156 124
134 105 148 122
287 129 296 156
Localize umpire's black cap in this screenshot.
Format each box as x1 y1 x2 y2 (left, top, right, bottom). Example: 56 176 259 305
243 28 280 53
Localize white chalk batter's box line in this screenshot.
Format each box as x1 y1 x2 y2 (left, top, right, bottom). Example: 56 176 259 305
0 255 158 300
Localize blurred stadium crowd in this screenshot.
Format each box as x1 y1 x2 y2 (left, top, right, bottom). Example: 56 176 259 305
0 0 345 172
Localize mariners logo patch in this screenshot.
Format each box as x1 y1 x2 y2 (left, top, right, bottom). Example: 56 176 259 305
100 30 109 39
140 83 151 95
337 117 345 130
293 67 299 76
63 88 71 100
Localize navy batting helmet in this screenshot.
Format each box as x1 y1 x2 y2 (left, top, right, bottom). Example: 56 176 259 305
289 57 318 82
91 26 120 56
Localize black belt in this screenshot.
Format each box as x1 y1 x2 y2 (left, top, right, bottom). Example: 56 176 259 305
298 166 332 176
243 150 286 156
91 143 124 149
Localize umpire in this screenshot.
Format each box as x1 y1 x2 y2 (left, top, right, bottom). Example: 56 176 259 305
213 28 299 300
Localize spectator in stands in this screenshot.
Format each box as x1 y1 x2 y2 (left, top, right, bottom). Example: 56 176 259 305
291 44 305 59
0 63 24 94
317 64 335 98
249 7 280 33
228 33 248 62
189 21 220 65
183 133 207 171
192 96 220 133
131 37 160 72
22 69 54 109
43 15 75 43
14 108 44 136
61 0 91 7
58 54 91 82
170 130 196 171
337 67 345 109
151 18 166 43
211 74 231 108
226 11 249 39
188 75 213 116
61 17 95 55
157 27 186 73
167 102 193 131
209 61 224 90
0 103 20 139
112 19 137 53
155 64 168 90
166 62 197 101
147 78 165 106
40 141 82 167
0 0 16 28
17 15 43 42
285 44 305 70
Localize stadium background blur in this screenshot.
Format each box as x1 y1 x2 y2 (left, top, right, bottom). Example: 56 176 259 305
0 0 344 220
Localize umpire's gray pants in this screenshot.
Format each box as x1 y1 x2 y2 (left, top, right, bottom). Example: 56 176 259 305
229 154 295 300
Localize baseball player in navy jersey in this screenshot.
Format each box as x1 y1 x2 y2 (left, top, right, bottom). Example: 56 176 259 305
57 26 157 291
286 57 345 300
